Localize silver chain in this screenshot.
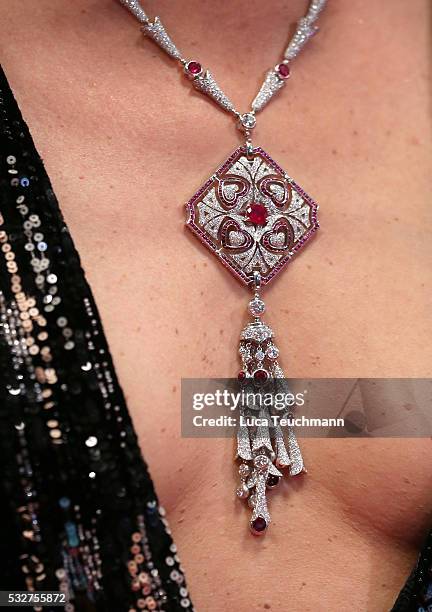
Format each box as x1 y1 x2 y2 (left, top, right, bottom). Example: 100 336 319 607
119 0 327 137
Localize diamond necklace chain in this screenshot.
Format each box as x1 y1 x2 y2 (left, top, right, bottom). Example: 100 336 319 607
118 0 327 140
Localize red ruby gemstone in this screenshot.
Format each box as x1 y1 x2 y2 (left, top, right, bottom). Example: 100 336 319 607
247 203 268 226
277 63 290 79
253 369 268 385
237 370 247 383
187 61 202 75
251 517 267 534
266 474 280 488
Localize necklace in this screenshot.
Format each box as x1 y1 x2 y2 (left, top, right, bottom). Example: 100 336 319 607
119 0 326 536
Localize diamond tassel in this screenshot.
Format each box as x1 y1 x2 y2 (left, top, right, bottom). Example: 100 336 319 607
235 285 305 535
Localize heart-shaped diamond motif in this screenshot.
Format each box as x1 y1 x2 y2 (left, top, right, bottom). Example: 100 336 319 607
218 218 253 252
259 176 290 209
270 232 286 247
217 175 250 209
261 218 294 252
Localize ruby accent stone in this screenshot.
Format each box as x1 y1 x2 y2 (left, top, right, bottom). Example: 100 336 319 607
251 516 267 534
237 370 247 383
253 369 268 385
247 203 268 226
187 61 202 75
277 63 290 79
266 474 280 488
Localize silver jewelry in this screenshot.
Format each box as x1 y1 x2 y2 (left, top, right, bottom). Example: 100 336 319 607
119 0 326 535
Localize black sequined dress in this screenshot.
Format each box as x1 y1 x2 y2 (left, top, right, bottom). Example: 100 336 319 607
0 64 430 612
0 64 192 612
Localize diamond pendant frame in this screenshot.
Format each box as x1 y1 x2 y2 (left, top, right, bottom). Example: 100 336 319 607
185 145 319 286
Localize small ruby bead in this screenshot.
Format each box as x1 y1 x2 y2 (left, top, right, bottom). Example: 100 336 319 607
237 370 247 383
247 203 268 226
187 61 202 76
253 369 268 385
266 474 280 488
251 517 267 534
277 63 290 79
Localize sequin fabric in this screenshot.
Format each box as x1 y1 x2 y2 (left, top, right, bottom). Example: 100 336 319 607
0 65 193 612
391 529 432 611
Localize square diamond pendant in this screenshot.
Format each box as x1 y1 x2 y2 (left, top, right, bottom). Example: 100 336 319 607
185 145 319 286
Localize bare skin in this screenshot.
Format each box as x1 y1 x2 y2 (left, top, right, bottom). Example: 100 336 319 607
2 1 432 609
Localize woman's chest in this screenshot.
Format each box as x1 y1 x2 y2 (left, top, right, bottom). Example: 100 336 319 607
51 101 432 611
4 12 432 605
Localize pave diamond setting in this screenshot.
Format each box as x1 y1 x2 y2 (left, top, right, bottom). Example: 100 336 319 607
185 146 319 286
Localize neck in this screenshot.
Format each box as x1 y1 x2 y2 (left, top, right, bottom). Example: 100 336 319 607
119 0 313 101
